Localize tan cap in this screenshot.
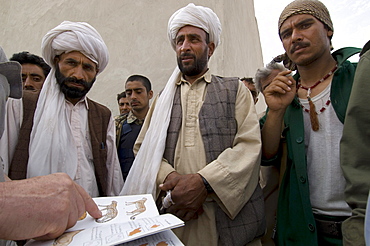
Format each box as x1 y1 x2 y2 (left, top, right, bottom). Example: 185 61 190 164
278 0 333 33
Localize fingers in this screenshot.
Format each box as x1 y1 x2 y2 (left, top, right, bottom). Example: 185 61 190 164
74 183 102 219
159 172 180 191
267 70 296 94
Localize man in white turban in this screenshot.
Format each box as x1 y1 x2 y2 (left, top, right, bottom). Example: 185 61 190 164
121 3 264 246
1 21 123 197
0 46 102 243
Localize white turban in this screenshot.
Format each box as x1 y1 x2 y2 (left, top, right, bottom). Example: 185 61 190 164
27 21 109 181
168 3 222 50
42 21 109 73
121 4 221 197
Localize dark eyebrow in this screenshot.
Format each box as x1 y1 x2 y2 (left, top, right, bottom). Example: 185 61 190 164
187 33 202 39
296 17 315 27
65 58 77 62
280 27 291 38
176 34 185 42
280 17 316 37
83 62 95 70
176 33 202 42
30 73 42 76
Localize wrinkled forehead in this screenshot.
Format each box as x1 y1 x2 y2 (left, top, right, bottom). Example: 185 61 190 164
280 13 318 32
176 25 208 38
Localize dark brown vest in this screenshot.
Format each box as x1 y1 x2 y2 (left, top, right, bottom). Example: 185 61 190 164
8 91 110 196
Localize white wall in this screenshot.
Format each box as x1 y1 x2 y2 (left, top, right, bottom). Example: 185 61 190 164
0 0 265 115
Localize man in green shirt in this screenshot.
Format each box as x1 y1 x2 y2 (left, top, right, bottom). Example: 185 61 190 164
260 0 361 245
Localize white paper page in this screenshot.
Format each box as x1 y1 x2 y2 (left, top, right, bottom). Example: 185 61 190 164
68 194 159 232
25 214 184 246
119 230 184 246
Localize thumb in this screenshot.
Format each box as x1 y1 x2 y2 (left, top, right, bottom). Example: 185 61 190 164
159 178 178 191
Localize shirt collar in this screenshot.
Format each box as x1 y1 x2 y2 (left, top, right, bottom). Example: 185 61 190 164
176 69 212 85
127 110 143 124
65 96 89 109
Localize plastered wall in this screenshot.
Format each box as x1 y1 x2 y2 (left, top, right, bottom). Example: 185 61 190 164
0 0 265 115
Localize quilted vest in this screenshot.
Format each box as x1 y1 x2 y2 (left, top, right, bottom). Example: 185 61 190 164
163 75 265 245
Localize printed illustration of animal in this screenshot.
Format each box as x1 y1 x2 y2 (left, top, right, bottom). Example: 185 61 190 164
52 230 82 246
96 200 118 223
126 197 147 220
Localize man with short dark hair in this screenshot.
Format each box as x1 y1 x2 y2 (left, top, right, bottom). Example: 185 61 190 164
116 91 131 115
261 0 362 244
115 75 153 180
10 51 51 91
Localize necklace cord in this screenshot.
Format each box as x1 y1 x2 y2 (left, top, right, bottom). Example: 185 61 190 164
298 64 338 131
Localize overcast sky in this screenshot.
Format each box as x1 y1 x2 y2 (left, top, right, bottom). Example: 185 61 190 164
254 0 370 65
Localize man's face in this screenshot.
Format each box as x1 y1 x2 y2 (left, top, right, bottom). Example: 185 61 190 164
55 51 97 102
279 14 332 66
118 97 131 115
21 63 46 91
175 26 215 80
125 80 153 113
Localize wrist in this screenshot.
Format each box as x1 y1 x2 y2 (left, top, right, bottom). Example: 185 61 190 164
200 175 214 193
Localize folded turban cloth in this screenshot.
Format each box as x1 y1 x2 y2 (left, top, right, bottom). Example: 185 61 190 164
168 3 222 50
27 21 109 184
278 0 333 33
42 21 109 73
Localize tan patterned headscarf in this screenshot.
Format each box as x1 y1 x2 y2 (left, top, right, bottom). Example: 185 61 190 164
278 0 333 33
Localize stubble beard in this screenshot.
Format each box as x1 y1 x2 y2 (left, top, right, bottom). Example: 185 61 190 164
177 49 209 77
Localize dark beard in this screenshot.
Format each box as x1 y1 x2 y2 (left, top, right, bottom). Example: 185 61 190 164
177 49 208 77
55 66 95 99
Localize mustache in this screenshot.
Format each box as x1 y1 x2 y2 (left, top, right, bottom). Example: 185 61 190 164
180 53 196 59
64 77 89 88
290 41 310 54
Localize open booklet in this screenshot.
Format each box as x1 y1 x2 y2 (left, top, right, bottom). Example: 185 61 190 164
25 194 184 246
